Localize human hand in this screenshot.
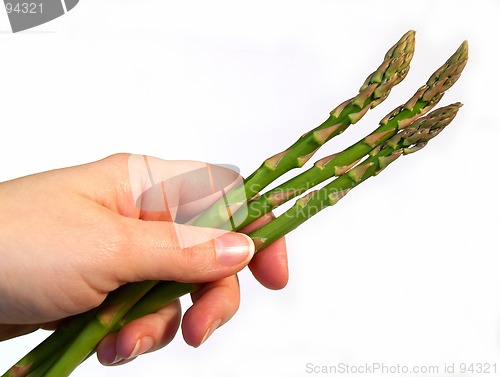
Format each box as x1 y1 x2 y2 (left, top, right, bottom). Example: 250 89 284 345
0 154 288 365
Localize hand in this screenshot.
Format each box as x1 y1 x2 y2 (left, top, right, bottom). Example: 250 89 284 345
0 154 288 365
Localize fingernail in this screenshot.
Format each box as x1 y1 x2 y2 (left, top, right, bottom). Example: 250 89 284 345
198 319 222 347
128 336 154 359
102 353 122 366
103 352 125 366
99 339 120 366
214 233 254 266
107 355 124 366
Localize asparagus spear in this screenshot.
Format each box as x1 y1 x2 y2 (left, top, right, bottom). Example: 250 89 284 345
37 281 159 377
249 103 462 250
22 283 195 377
1 309 99 377
191 30 415 228
234 41 468 230
16 282 201 377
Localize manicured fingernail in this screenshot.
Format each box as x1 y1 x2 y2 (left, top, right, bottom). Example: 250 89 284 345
199 319 222 347
128 336 154 359
214 233 254 266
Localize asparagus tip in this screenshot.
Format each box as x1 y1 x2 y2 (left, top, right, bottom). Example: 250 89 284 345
344 30 416 116
396 102 463 155
426 40 469 89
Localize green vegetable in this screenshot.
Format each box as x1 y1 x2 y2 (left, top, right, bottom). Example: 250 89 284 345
234 41 467 231
250 103 462 250
2 31 467 377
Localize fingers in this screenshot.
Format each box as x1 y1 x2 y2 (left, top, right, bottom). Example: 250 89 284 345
96 300 182 366
114 219 254 284
96 275 241 365
182 275 240 347
240 213 289 290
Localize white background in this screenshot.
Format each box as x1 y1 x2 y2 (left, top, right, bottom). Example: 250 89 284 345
1 1 499 376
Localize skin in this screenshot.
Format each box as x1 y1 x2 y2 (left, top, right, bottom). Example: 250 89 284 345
0 154 288 366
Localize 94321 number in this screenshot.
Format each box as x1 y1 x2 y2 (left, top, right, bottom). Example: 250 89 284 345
5 2 43 14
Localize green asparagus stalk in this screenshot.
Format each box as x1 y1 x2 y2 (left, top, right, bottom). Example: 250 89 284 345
191 30 415 228
117 282 200 328
1 309 99 377
233 41 468 230
249 103 462 250
24 347 67 377
40 281 158 377
2 281 162 377
21 283 201 377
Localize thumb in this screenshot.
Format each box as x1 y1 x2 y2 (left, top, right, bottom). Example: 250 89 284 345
114 218 255 284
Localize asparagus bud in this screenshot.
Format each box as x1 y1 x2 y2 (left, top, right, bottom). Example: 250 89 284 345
235 42 467 229
250 103 462 251
192 31 416 228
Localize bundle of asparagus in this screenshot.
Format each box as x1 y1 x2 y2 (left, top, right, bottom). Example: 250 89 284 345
3 30 468 377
